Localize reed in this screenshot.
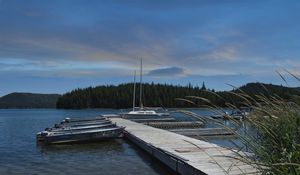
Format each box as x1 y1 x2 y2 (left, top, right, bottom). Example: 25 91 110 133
180 73 300 174
243 96 300 174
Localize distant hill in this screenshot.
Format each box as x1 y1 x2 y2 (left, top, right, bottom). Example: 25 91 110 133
236 83 300 99
2 82 298 109
0 92 61 108
56 82 300 109
229 82 300 105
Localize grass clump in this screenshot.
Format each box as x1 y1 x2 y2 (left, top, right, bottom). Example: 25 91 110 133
180 81 300 174
247 101 300 174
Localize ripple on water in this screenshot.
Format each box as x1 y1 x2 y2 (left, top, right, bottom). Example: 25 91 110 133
0 109 173 175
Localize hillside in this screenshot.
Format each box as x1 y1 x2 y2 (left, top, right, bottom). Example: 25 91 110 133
56 82 300 109
0 92 61 108
238 83 300 97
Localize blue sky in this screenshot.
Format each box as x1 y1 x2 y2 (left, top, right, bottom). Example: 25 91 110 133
0 0 300 96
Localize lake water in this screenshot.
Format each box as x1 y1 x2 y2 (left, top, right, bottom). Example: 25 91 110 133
0 109 175 175
0 108 243 175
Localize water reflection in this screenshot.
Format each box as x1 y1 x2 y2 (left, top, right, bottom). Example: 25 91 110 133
37 139 124 154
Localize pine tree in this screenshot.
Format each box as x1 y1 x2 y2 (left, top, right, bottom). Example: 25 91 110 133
201 81 206 90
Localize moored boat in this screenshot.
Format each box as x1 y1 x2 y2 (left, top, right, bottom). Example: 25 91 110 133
211 108 251 120
46 123 116 132
37 127 124 144
37 117 124 144
55 119 112 128
120 109 170 119
120 58 171 119
61 116 106 123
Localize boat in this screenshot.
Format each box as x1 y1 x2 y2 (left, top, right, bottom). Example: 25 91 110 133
54 119 112 128
211 107 251 120
122 108 170 118
45 123 116 132
227 111 248 120
61 116 106 123
37 126 124 144
120 58 170 118
227 107 252 120
37 116 125 144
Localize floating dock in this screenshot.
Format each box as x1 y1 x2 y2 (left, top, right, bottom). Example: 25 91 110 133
131 118 176 123
145 121 204 129
111 118 257 175
169 128 234 137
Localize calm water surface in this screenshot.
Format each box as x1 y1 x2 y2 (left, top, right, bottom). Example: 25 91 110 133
171 108 245 149
0 108 245 175
0 109 174 175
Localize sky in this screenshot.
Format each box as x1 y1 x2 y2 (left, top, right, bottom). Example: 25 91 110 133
0 0 300 96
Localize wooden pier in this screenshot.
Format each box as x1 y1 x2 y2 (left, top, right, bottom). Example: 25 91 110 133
111 118 257 175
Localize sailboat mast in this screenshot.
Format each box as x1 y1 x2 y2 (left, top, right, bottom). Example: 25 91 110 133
132 70 136 112
139 58 143 109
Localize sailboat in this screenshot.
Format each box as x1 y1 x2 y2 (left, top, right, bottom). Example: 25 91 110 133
120 58 170 118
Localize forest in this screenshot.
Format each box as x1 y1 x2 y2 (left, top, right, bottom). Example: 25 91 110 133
56 82 300 109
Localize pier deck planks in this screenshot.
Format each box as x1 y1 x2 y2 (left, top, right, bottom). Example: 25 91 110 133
111 118 258 175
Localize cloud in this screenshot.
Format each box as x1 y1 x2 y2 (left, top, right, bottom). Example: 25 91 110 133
0 58 133 79
147 67 185 77
0 0 300 95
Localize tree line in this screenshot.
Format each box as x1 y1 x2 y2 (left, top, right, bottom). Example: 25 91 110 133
56 82 300 109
